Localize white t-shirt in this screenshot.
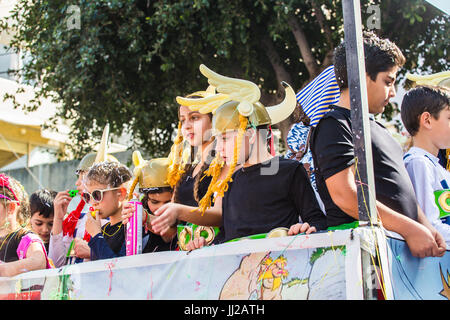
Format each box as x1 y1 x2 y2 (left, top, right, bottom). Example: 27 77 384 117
404 147 450 245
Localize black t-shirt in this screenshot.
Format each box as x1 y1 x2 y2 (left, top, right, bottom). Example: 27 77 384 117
0 230 30 262
142 231 178 253
216 156 327 243
101 222 125 255
175 167 213 207
310 106 418 227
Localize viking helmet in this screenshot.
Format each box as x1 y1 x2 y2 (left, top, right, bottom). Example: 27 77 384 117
132 150 171 191
76 124 119 172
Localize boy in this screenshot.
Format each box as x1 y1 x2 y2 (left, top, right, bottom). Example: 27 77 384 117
401 85 450 245
29 189 57 253
310 31 446 258
151 64 327 247
83 161 132 260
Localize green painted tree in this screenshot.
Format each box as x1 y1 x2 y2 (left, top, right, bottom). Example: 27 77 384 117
1 0 448 158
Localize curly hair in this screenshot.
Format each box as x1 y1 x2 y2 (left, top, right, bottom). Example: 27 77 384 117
0 174 30 229
85 161 132 188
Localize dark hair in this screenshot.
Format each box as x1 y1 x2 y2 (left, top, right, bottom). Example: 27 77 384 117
401 85 450 136
86 161 132 188
29 189 57 218
141 187 173 214
334 31 405 90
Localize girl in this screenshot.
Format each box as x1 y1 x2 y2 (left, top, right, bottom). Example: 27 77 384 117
83 161 132 261
0 174 51 277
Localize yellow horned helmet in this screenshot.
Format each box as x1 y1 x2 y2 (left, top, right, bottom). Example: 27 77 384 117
189 64 297 215
177 64 297 132
406 71 450 88
76 124 119 172
128 151 172 200
132 151 171 190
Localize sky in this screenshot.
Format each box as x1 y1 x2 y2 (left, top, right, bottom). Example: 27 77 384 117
425 0 450 15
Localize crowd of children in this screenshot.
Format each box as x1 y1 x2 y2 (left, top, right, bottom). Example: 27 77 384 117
0 31 448 277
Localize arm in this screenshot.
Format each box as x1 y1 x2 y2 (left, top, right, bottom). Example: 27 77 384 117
405 158 449 248
326 166 444 257
48 191 73 266
52 191 72 236
0 242 47 277
292 164 327 231
151 198 223 237
48 232 72 268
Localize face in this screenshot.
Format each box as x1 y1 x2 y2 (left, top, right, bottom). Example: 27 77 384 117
146 191 173 214
430 106 450 150
30 213 53 243
75 171 86 191
179 105 212 147
83 180 124 219
216 129 252 165
366 66 398 114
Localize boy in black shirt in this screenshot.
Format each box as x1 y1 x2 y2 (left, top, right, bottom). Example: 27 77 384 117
151 64 326 247
310 31 446 258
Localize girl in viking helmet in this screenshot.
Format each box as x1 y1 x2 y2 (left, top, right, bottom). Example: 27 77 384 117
151 65 327 248
49 124 119 267
121 151 178 252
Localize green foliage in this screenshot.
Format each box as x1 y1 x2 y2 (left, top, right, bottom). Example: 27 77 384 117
1 0 448 158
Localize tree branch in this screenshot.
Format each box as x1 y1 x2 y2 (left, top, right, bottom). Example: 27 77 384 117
310 0 333 50
287 13 319 79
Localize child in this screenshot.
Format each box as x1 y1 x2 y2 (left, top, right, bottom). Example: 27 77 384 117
49 124 118 267
0 174 51 276
125 151 178 252
309 31 446 258
151 64 327 248
83 161 132 260
29 189 57 253
401 85 450 245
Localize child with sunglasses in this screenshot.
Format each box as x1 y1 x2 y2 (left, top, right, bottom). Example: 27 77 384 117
0 174 52 276
83 161 133 261
49 125 118 266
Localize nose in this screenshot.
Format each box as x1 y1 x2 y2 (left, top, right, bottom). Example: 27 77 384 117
42 224 50 234
389 85 396 98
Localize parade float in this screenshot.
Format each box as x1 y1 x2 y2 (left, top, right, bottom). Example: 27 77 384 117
0 0 449 301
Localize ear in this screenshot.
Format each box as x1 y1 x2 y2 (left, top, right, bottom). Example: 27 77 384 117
419 112 432 130
117 187 128 201
6 202 18 216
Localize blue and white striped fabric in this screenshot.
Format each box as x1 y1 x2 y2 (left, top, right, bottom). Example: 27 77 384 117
296 65 340 127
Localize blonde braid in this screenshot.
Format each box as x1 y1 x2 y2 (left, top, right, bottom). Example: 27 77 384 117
197 155 224 215
213 115 248 198
167 121 185 188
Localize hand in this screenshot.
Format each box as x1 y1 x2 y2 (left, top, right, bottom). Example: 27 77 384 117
73 238 91 259
121 201 135 225
53 191 72 221
151 203 182 237
403 222 441 258
288 223 317 236
85 211 102 237
428 226 447 257
185 237 207 251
